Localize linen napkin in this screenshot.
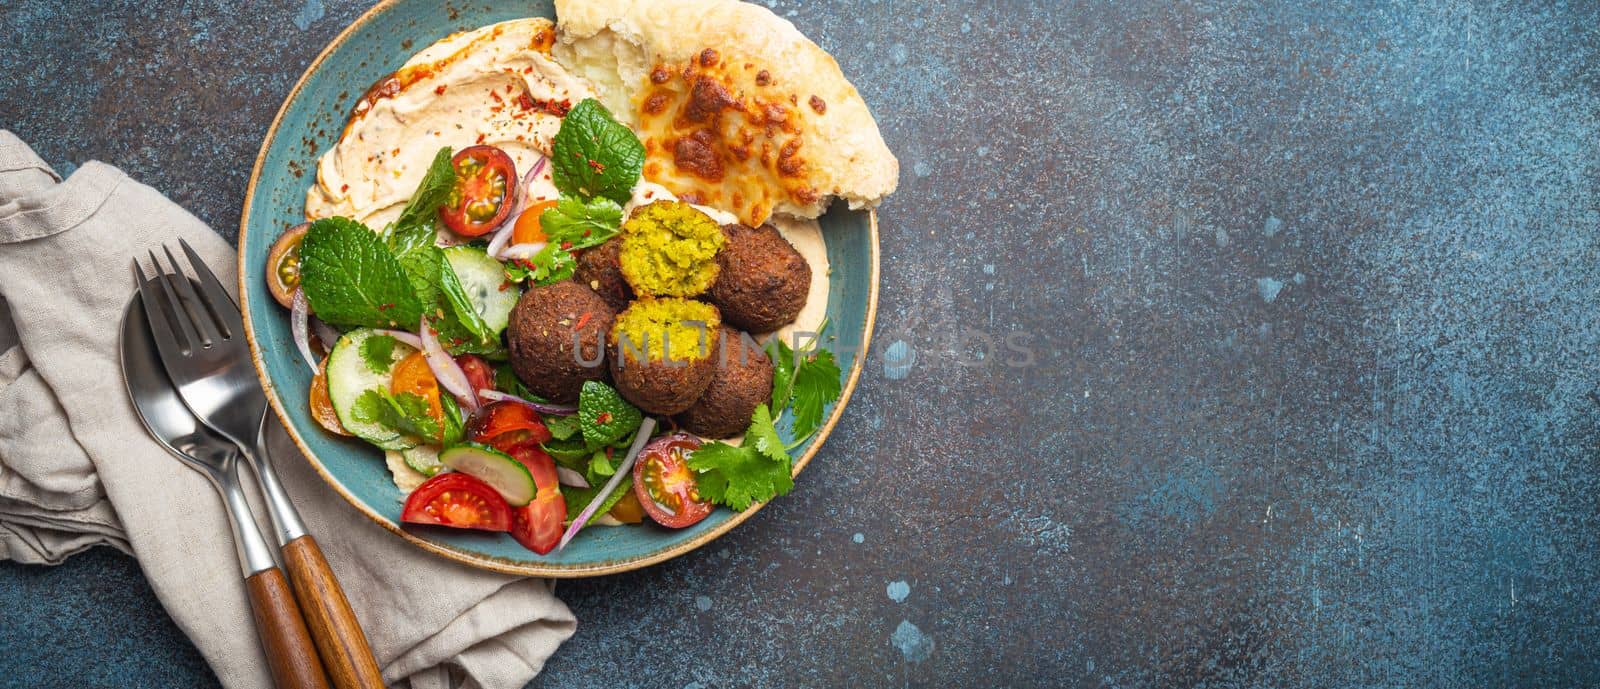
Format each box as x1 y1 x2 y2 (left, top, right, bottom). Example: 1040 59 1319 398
0 130 575 689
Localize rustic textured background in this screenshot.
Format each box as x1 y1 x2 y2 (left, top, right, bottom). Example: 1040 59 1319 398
4 0 1600 686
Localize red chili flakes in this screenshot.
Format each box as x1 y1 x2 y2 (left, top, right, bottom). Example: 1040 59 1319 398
339 183 349 192
586 159 606 173
490 91 503 102
434 84 447 95
560 240 573 250
475 133 487 144
574 312 593 331
596 411 612 425
377 302 395 312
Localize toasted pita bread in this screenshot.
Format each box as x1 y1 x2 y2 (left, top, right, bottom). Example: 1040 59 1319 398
553 0 898 226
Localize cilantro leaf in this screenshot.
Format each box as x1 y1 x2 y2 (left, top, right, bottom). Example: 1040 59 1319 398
351 389 440 442
563 475 634 526
578 381 643 449
505 245 577 286
767 337 797 411
540 195 624 246
688 405 794 511
551 99 644 205
359 334 398 374
789 349 842 441
299 217 423 328
390 147 455 239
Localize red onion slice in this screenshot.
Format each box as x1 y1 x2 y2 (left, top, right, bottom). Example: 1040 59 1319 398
556 466 590 489
477 389 577 416
558 417 657 551
486 155 551 258
498 242 548 260
311 318 342 354
419 317 480 414
290 288 317 371
372 329 423 349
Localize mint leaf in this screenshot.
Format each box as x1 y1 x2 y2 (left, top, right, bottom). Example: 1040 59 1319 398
437 252 491 343
540 195 624 247
564 475 634 526
300 217 424 328
543 436 593 465
578 381 643 449
544 414 581 441
790 349 842 441
588 449 616 479
360 334 398 374
391 147 455 239
551 99 644 204
351 389 441 442
439 394 465 448
688 405 794 511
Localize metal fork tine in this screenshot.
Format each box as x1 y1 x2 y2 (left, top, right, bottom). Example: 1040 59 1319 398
177 238 241 338
162 244 221 345
133 259 192 357
148 250 204 353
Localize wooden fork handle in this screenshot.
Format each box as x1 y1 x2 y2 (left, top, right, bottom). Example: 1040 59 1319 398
281 535 386 689
245 567 332 689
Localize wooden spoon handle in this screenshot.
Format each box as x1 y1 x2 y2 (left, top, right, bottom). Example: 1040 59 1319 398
245 567 332 689
281 535 386 689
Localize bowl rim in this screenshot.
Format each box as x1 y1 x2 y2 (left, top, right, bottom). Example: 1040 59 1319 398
237 0 881 576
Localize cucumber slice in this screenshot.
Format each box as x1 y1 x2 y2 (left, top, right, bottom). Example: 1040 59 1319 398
440 443 535 506
444 246 519 336
326 328 419 451
401 445 444 477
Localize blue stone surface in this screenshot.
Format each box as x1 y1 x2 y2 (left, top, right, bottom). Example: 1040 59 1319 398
4 0 1600 687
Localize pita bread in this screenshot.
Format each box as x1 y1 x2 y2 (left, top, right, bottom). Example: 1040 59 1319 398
553 0 898 226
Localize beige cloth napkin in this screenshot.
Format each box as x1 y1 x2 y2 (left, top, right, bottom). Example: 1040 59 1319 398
0 130 575 689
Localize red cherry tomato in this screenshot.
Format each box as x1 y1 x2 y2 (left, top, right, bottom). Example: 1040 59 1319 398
455 354 495 401
466 400 552 451
439 145 517 237
504 441 565 554
400 473 512 531
632 434 714 529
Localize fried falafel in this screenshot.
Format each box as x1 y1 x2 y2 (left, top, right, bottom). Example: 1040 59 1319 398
675 326 774 438
506 281 615 404
707 222 811 333
609 298 720 415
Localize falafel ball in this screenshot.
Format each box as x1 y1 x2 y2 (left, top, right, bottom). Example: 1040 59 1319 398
507 281 615 404
609 298 720 415
707 222 811 333
618 200 725 298
675 327 774 438
573 238 633 312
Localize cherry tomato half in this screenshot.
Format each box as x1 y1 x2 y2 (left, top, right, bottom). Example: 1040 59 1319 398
309 358 350 436
266 223 308 309
440 145 517 237
632 434 714 529
390 352 445 439
512 199 559 246
400 472 512 531
455 354 495 402
504 441 565 554
466 400 552 451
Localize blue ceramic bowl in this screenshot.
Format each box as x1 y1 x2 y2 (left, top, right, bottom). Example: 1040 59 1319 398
239 0 879 576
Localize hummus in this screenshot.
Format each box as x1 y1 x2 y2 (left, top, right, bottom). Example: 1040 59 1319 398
306 18 594 227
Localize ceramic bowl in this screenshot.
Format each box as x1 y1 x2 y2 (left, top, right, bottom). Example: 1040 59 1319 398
239 0 878 576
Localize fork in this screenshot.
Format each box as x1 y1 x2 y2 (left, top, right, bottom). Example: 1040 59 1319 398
136 240 385 689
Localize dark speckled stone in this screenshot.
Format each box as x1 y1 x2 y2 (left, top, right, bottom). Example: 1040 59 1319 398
5 0 1600 687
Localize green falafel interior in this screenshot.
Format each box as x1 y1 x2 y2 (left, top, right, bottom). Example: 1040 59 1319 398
618 201 726 297
611 298 722 363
